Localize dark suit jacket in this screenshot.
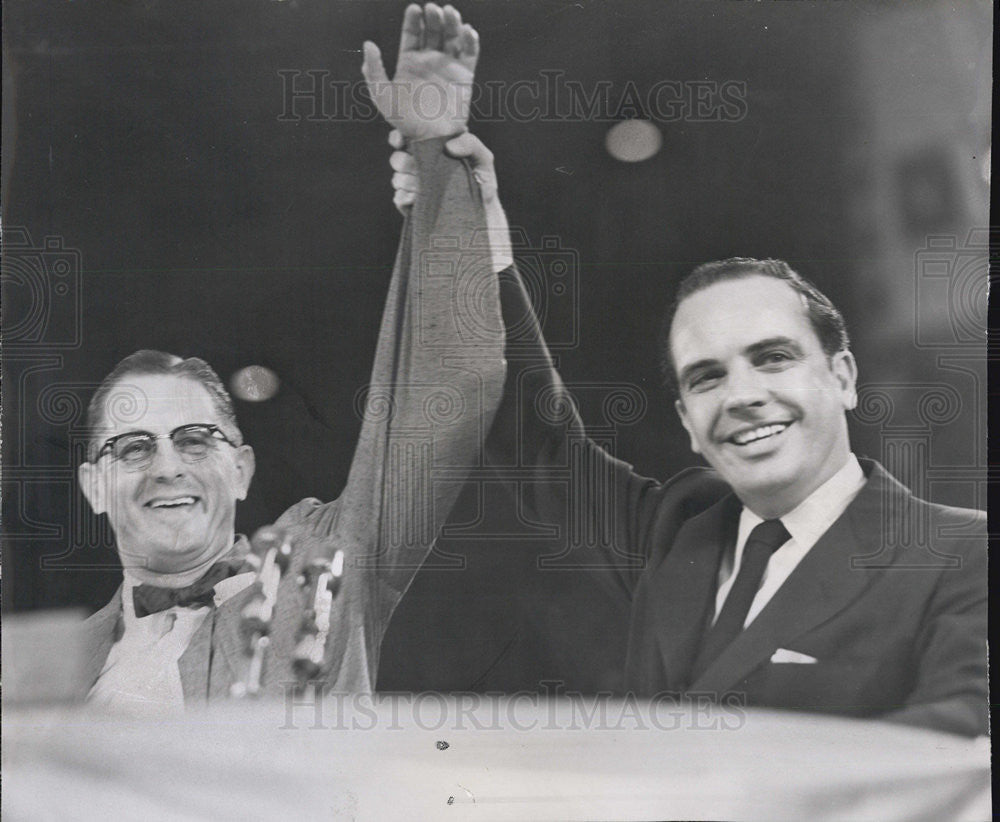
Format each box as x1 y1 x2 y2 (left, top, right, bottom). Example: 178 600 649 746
486 265 988 738
80 139 505 704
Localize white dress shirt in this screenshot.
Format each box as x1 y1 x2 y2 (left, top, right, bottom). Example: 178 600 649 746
713 455 867 628
88 571 254 716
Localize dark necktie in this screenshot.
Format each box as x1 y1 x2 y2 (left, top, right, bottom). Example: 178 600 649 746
132 556 247 618
689 518 791 683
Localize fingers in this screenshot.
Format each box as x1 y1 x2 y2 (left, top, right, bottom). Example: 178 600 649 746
391 132 491 177
388 129 406 150
445 132 494 167
394 188 417 212
441 4 462 58
392 171 418 192
390 150 416 174
395 4 477 60
361 41 389 87
423 3 445 51
399 4 424 54
457 23 479 73
460 24 479 58
389 134 419 214
388 129 498 212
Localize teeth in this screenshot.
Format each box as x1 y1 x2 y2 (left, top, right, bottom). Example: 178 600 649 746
149 497 197 509
732 423 788 445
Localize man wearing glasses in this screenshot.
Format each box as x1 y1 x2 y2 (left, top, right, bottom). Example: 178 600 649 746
76 3 509 712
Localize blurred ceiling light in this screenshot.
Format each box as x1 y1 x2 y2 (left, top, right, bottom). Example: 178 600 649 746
230 365 280 402
605 120 662 163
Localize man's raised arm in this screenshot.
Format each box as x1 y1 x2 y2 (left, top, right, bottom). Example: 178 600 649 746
268 4 506 692
390 134 726 599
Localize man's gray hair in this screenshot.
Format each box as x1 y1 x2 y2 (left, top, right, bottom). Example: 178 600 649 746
84 349 242 460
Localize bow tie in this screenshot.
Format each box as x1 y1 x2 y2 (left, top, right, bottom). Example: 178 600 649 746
132 556 247 618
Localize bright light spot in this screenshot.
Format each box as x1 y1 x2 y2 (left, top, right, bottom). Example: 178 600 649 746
230 365 280 402
605 120 662 163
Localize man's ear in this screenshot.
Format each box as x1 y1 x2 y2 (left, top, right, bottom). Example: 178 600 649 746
78 461 106 514
232 445 256 501
675 398 702 455
831 350 859 410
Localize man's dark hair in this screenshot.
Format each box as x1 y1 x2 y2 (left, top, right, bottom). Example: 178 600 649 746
85 349 242 460
659 257 850 396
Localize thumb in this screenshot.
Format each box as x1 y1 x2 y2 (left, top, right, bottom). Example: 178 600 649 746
446 133 497 201
445 132 494 167
361 41 389 86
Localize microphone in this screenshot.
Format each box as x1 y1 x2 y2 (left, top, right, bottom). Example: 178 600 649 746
230 525 293 698
292 550 345 684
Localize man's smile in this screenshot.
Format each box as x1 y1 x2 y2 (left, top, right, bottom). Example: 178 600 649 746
145 495 201 510
724 421 791 447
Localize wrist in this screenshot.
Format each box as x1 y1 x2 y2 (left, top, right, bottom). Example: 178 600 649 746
406 126 468 145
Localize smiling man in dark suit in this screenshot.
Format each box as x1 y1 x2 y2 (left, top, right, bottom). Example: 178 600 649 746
633 258 987 736
390 140 988 737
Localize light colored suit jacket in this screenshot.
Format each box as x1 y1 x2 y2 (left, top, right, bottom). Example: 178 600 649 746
82 139 506 702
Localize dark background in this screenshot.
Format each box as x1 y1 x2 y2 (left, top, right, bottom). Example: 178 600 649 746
2 0 990 692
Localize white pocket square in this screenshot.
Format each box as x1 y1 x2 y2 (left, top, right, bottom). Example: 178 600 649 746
770 648 818 665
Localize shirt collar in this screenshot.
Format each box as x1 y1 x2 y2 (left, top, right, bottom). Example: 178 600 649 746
738 454 866 553
120 535 255 624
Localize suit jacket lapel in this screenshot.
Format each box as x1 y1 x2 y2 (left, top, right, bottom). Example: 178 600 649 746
178 584 257 702
691 463 893 694
177 536 256 702
81 587 123 692
653 494 740 690
177 609 213 703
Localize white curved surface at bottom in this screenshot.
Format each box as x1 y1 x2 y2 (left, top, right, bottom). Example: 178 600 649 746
3 696 990 821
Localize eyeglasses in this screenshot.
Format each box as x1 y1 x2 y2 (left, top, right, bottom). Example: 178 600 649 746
93 424 238 471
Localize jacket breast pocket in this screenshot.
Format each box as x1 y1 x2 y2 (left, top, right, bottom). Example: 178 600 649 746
742 655 905 718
